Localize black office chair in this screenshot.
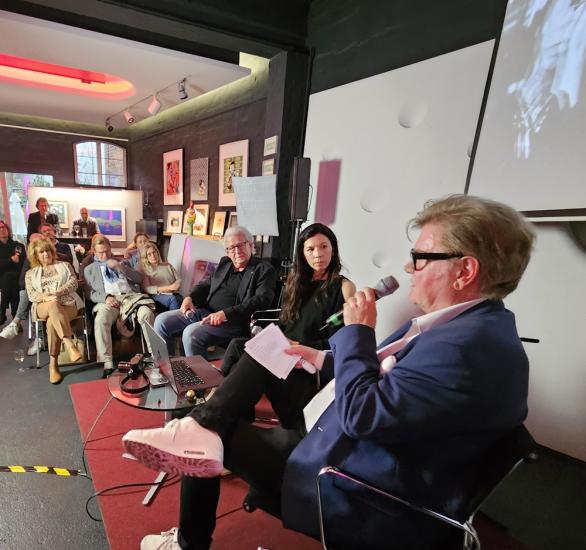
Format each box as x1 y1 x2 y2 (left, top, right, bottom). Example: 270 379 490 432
316 424 536 550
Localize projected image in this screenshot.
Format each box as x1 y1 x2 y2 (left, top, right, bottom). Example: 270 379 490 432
506 0 586 159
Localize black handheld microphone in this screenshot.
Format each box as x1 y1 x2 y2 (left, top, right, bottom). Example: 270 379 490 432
320 275 400 330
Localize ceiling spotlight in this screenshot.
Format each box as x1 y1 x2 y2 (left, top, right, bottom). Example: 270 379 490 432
105 118 114 132
124 110 135 124
178 78 188 100
147 95 162 116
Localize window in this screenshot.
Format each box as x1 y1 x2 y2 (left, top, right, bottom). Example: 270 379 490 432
74 141 127 187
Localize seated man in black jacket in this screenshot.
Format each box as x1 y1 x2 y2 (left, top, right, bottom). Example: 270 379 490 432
39 223 73 265
154 226 275 358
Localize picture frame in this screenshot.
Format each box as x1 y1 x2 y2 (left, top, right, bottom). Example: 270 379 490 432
163 148 184 205
218 140 249 207
88 207 126 241
263 135 278 156
48 200 68 228
191 259 218 289
228 211 238 229
262 158 274 176
190 157 209 201
166 210 183 234
211 211 227 237
183 203 209 236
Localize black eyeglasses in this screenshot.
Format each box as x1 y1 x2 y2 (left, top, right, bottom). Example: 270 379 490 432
225 241 248 254
410 249 463 271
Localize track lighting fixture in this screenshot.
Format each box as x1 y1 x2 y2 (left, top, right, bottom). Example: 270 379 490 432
178 78 188 100
147 95 162 116
124 110 135 124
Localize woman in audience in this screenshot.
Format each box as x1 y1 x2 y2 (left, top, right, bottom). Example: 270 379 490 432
0 220 25 325
123 232 151 269
219 222 355 427
139 242 183 311
26 238 84 384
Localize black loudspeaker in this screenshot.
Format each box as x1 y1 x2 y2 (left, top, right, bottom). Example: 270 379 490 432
289 157 311 221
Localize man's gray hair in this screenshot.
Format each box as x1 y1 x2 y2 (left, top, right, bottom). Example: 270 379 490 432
223 225 253 246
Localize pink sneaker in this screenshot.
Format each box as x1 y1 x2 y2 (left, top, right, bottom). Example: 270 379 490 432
122 417 224 477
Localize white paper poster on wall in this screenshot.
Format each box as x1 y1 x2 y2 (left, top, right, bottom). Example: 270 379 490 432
232 176 279 236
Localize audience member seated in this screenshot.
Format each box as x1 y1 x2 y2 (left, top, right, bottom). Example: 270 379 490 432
78 233 107 279
124 195 535 550
70 207 99 237
139 243 183 311
0 233 46 355
123 232 151 270
154 225 276 359
26 196 60 242
0 220 25 326
25 238 84 384
220 223 355 406
39 222 73 266
82 235 155 376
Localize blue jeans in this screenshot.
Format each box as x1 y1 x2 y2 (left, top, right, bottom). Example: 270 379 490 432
153 293 183 311
153 308 245 358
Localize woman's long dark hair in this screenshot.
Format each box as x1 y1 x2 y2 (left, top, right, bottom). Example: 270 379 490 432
280 223 342 324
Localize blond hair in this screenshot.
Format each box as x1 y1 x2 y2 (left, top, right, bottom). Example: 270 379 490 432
91 234 111 252
140 243 163 274
28 238 56 268
410 195 535 300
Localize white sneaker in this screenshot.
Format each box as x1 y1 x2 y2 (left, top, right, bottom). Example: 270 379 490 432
27 340 39 356
122 417 223 478
0 322 20 339
140 527 181 550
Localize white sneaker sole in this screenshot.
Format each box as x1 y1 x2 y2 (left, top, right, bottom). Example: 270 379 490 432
123 440 223 478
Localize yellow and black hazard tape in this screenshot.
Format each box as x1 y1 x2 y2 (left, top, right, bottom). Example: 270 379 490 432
1 465 84 476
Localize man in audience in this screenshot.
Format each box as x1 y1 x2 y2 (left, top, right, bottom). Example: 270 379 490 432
71 207 100 237
154 225 276 358
83 235 155 376
124 195 535 550
27 197 60 241
39 222 73 265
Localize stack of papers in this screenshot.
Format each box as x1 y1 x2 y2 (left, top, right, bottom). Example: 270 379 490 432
245 323 300 379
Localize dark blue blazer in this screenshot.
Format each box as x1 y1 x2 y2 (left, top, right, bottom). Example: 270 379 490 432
282 300 529 549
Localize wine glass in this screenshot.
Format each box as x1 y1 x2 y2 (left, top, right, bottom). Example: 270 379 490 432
73 224 80 237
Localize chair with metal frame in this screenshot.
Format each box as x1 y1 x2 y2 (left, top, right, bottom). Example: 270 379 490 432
315 424 536 550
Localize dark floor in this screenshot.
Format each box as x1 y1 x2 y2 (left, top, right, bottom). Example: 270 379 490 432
0 324 585 550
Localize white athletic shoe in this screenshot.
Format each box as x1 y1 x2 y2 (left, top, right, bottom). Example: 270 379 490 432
122 417 224 478
27 340 39 356
140 527 181 550
0 322 20 339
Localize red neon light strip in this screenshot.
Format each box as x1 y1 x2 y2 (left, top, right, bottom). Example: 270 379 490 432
0 53 106 84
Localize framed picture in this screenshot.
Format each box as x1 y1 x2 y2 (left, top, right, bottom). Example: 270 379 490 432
218 140 249 207
48 200 68 228
88 207 126 241
163 148 183 205
262 158 274 176
166 210 183 234
263 135 278 156
183 203 209 236
211 211 227 237
228 211 238 229
190 157 208 201
191 259 218 289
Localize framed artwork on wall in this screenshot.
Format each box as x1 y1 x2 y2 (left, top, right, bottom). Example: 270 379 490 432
190 157 208 201
262 158 274 176
218 140 248 207
211 211 227 237
48 200 68 228
228 211 238 229
263 135 278 156
166 210 183 233
163 148 183 205
88 207 126 241
183 203 209 236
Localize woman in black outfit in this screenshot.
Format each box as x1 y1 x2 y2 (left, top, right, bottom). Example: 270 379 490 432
0 220 25 325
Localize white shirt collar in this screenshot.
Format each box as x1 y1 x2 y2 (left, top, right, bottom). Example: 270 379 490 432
411 298 486 337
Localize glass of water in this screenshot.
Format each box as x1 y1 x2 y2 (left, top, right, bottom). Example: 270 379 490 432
14 349 25 364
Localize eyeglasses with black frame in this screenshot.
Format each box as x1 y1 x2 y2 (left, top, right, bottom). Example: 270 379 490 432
410 249 464 271
225 241 249 254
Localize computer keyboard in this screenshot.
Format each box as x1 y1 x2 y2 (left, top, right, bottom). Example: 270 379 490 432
171 359 205 386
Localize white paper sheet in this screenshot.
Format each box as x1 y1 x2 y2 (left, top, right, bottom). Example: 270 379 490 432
232 176 279 235
244 323 299 379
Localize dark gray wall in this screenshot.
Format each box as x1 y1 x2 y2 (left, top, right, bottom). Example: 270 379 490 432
306 0 508 93
129 99 266 222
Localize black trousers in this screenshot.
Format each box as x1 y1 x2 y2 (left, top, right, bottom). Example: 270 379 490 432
178 351 315 549
0 272 19 317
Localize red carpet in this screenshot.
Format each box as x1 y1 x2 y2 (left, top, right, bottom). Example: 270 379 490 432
69 379 321 549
